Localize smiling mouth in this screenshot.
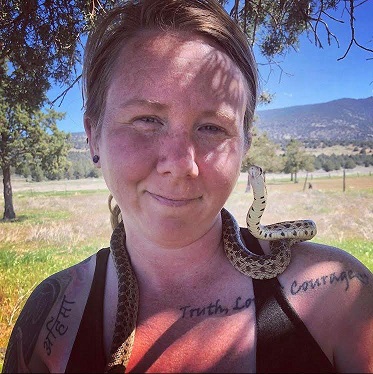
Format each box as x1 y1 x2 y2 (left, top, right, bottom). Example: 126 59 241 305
148 192 201 207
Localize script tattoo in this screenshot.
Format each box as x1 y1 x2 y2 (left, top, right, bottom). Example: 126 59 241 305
180 296 254 319
2 275 69 372
43 295 75 355
291 269 369 295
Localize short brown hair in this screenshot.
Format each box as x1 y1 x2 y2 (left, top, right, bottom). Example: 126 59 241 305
83 0 258 145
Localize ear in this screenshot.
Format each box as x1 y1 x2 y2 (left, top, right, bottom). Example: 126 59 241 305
84 116 101 168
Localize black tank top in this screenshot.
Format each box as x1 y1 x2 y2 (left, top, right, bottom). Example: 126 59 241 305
66 228 335 373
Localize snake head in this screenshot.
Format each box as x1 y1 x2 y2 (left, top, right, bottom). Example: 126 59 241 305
248 165 263 179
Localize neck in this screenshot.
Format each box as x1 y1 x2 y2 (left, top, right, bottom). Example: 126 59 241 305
123 216 225 290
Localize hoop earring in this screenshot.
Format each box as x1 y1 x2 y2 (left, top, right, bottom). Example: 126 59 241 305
93 155 100 164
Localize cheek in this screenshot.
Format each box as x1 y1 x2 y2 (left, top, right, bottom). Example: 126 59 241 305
200 140 244 187
99 128 158 182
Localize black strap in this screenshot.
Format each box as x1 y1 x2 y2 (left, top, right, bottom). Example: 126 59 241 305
67 231 335 373
65 247 110 373
240 228 335 373
253 276 334 373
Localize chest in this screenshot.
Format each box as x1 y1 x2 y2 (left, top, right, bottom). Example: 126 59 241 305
126 294 257 373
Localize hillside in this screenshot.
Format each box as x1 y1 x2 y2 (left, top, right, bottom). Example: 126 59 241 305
256 96 373 144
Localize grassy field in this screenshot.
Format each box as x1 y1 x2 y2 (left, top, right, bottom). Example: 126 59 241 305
0 171 372 366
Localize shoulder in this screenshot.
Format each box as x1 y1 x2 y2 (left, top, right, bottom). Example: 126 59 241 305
259 238 372 291
281 241 372 297
2 251 100 373
268 240 373 372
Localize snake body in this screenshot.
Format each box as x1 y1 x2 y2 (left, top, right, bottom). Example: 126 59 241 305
105 164 317 371
223 165 317 280
246 165 316 242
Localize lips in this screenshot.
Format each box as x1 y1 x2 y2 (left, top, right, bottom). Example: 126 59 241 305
147 191 201 207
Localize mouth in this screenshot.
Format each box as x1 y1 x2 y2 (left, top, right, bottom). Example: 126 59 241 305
147 192 202 207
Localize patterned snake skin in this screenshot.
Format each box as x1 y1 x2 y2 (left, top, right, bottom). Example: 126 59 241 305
105 223 138 373
223 165 317 280
105 165 317 372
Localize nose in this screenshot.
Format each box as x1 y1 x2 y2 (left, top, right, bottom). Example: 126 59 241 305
156 132 199 178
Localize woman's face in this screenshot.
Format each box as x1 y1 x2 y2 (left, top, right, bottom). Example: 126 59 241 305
87 30 249 247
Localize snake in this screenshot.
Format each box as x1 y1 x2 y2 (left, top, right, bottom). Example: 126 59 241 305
104 164 317 372
223 165 317 280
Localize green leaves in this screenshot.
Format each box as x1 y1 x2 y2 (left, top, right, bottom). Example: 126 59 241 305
283 139 315 181
242 129 285 173
220 0 372 61
0 101 70 218
0 0 118 110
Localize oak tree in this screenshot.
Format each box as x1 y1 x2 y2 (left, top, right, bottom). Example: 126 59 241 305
242 130 285 173
283 139 315 182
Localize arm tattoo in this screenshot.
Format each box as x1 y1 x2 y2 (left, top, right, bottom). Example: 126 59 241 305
43 295 75 356
3 275 70 372
290 269 370 295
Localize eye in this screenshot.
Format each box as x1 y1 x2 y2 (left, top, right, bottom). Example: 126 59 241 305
133 116 159 124
198 124 226 134
132 116 163 130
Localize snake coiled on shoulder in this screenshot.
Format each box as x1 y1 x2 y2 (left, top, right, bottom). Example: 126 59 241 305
105 165 317 372
223 165 317 280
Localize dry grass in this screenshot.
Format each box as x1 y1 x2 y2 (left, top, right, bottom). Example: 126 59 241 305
306 144 373 156
1 192 112 249
227 175 373 243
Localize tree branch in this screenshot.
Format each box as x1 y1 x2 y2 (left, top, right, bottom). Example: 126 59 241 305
50 74 82 107
229 0 240 22
338 0 373 60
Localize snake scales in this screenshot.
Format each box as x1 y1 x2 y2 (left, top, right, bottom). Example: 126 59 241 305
104 165 317 372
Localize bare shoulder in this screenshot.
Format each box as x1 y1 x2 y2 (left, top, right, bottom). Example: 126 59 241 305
258 238 373 290
2 252 98 373
271 240 373 372
283 240 372 296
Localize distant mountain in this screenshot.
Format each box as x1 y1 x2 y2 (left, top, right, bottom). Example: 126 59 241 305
256 97 373 144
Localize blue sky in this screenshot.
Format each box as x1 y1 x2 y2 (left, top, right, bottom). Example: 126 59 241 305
48 1 373 134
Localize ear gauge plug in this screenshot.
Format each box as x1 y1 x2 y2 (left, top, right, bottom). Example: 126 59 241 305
93 155 100 163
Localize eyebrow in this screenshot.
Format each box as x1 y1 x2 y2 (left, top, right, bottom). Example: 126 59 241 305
117 98 236 122
202 109 235 122
118 98 167 111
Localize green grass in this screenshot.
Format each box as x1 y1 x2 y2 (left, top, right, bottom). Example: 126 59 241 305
15 189 107 199
14 209 72 223
0 244 101 350
318 238 373 272
0 245 98 297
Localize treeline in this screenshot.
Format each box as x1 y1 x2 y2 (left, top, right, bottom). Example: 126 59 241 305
303 139 373 149
314 153 373 172
242 131 373 182
14 150 101 182
66 151 102 179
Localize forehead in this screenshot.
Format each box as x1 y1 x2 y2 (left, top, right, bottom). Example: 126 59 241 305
108 30 248 109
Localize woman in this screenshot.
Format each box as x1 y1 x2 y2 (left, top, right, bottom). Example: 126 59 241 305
3 0 373 372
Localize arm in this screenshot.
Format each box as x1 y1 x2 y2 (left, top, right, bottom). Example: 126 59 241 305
2 255 96 373
2 273 72 373
288 242 373 373
269 240 373 373
331 252 373 372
